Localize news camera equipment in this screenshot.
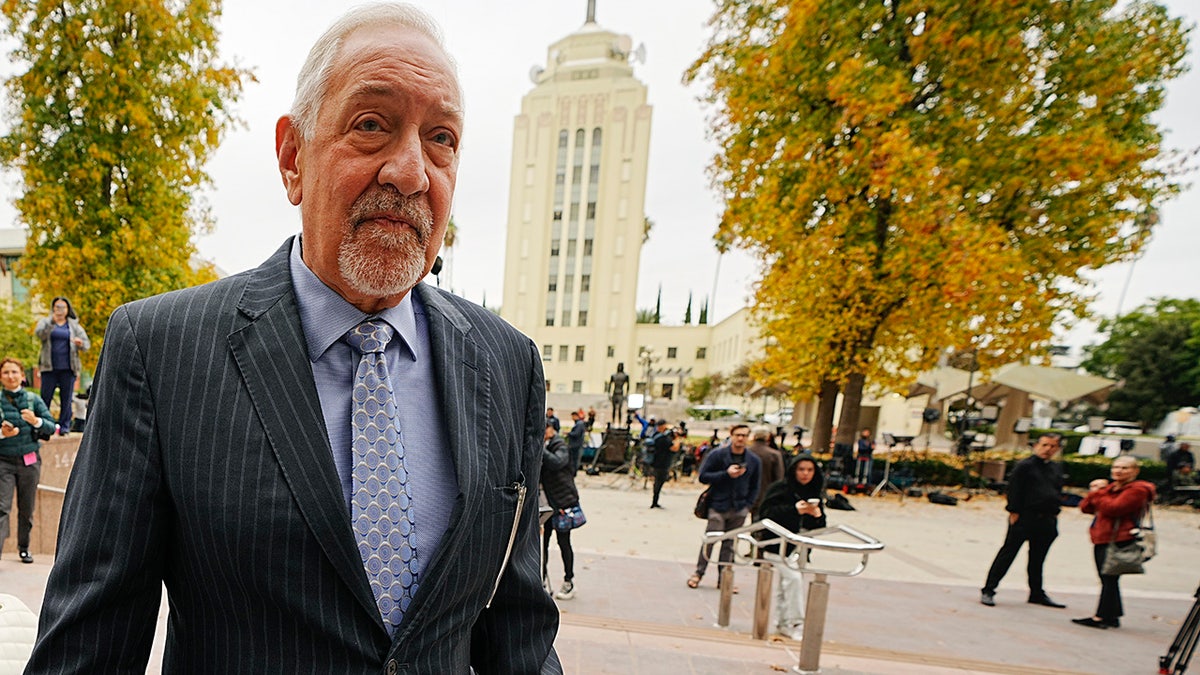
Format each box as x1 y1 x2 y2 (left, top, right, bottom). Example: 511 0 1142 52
1159 583 1200 674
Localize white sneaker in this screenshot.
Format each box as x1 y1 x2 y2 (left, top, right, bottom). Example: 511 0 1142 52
554 581 575 600
777 624 804 641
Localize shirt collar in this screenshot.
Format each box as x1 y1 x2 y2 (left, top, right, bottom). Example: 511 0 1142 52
289 236 420 362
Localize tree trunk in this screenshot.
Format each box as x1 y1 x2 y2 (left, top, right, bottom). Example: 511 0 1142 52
811 379 839 453
834 372 866 446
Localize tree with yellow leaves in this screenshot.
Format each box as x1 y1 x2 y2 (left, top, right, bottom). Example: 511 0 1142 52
688 0 1190 451
0 0 251 369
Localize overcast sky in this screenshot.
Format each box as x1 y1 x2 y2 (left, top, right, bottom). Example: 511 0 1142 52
2 0 1197 355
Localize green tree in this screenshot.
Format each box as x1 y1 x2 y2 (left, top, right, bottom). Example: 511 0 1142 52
698 298 708 325
688 0 1190 446
1 0 251 369
684 292 693 324
635 308 657 324
1082 298 1200 431
0 300 39 368
653 284 662 324
683 375 713 404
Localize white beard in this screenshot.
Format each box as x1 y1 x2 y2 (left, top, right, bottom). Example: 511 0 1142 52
338 190 434 297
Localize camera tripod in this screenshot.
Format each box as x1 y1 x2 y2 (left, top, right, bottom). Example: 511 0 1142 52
1160 583 1200 674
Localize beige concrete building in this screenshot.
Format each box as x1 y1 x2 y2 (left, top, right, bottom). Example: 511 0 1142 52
0 228 30 305
495 10 786 417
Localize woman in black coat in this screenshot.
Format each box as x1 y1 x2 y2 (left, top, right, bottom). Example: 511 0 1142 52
540 423 581 601
757 455 827 639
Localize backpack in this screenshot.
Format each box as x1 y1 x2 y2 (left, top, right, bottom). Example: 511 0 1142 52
826 492 855 511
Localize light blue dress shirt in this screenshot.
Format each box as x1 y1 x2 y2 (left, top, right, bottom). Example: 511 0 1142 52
288 237 457 604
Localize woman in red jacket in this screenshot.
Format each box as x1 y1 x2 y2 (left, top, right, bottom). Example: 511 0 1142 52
1072 455 1156 629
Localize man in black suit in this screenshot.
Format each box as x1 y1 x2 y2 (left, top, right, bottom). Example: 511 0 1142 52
980 433 1067 610
27 4 560 673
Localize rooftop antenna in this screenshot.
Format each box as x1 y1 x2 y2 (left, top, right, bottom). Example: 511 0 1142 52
586 0 596 23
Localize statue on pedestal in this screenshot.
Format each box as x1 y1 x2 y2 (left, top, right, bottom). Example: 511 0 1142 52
606 362 629 423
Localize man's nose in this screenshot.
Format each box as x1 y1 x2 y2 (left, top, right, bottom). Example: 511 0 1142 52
378 129 430 196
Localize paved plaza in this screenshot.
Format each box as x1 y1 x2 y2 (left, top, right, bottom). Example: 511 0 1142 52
3 467 1197 673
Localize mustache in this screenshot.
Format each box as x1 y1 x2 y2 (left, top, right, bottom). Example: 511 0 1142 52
349 188 433 244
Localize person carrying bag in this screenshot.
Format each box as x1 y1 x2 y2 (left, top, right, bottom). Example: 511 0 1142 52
1072 455 1157 630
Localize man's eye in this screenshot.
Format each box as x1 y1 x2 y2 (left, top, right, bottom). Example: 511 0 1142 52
357 119 383 132
431 131 456 147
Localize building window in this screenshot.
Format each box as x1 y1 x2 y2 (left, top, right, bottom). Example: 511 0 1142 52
566 240 577 256
667 347 677 359
550 240 560 256
547 276 557 292
561 311 571 327
661 383 674 400
696 347 707 359
545 380 552 392
580 274 590 292
586 202 596 220
563 276 573 293
559 345 569 362
607 345 615 358
545 310 554 327
542 345 552 361
577 311 587 326
575 346 585 362
572 380 583 393
583 240 593 256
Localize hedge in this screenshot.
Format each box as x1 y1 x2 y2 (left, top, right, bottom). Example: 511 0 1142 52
806 448 1165 488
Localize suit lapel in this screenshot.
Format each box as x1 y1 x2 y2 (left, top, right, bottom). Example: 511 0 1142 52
226 239 382 628
411 284 490 587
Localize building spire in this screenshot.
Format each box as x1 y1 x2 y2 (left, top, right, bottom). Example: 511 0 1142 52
586 0 596 23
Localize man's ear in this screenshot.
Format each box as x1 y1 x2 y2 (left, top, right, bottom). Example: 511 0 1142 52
276 116 303 206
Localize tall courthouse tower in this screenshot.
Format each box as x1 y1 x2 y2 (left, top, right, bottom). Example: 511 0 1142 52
500 3 653 395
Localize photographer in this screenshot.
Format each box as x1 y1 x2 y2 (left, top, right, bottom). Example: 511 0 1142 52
649 419 680 509
687 423 761 589
0 357 55 563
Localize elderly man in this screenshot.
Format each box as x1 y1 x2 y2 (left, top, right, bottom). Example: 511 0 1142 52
27 5 560 673
980 433 1067 610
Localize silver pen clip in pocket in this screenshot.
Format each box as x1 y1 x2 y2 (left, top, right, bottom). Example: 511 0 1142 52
486 480 527 608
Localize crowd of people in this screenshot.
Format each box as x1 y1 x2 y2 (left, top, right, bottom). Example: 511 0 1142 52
537 415 1167 642
1 297 90 568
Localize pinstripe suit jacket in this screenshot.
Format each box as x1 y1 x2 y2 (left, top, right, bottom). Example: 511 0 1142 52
27 239 561 674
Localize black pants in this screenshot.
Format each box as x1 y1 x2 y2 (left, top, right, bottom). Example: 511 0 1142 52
982 514 1058 596
40 369 76 429
651 465 670 506
1092 543 1125 621
0 454 41 551
542 525 574 582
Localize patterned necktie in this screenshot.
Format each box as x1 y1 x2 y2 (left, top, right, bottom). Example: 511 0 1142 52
345 320 417 633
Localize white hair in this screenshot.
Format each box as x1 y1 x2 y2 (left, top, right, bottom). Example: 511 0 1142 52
289 2 456 140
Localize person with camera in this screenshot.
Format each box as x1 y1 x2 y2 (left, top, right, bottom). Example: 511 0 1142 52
34 296 90 436
0 357 55 563
649 419 680 509
687 423 761 589
1072 456 1156 629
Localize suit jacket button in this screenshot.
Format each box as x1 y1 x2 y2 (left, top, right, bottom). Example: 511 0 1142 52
386 659 398 675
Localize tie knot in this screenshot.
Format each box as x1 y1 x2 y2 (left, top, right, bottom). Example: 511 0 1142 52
345 320 394 355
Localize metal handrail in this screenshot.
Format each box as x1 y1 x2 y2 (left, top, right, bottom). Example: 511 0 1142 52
703 519 884 577
700 519 885 674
